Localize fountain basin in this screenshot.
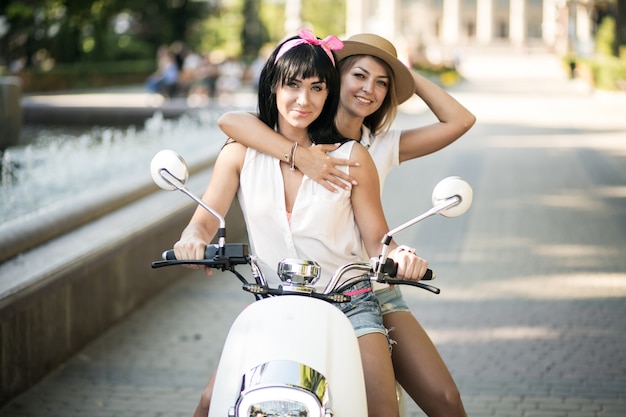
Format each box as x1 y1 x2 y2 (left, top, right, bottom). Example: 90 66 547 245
0 148 249 406
21 94 190 126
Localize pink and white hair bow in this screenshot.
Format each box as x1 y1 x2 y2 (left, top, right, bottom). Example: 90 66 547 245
274 28 344 66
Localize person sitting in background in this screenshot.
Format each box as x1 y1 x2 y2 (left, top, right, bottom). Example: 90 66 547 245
145 45 180 97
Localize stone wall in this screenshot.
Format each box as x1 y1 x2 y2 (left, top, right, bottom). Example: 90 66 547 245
0 165 249 406
0 77 22 150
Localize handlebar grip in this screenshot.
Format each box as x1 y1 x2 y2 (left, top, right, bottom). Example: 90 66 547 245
381 258 434 281
153 244 250 269
161 245 227 261
392 268 434 280
422 269 435 281
381 258 397 276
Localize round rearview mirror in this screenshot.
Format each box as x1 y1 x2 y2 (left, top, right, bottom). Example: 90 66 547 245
431 176 473 218
150 150 189 191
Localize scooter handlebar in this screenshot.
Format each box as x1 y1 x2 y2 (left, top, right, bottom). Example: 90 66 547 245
151 243 250 269
376 257 439 294
377 257 435 280
382 269 438 294
153 246 439 293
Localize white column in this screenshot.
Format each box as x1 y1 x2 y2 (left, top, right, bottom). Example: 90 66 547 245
576 1 591 42
368 0 397 40
441 0 460 45
284 0 302 36
542 0 559 47
345 0 365 35
509 0 526 46
476 0 493 44
346 0 400 41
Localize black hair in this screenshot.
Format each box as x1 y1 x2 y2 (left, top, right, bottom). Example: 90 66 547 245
257 36 346 145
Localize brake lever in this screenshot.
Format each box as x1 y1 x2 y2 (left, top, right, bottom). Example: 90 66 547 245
151 258 233 270
382 279 440 295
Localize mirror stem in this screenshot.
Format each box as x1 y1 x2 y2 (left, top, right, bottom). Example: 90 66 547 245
159 169 226 248
376 196 461 274
387 196 460 237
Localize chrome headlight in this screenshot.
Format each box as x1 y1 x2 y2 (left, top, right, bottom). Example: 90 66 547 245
231 360 331 417
234 387 323 416
277 259 321 286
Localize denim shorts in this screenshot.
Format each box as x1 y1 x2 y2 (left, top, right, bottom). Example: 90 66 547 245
334 281 387 338
375 285 410 316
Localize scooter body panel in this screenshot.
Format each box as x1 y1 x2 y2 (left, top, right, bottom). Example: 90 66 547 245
208 295 367 417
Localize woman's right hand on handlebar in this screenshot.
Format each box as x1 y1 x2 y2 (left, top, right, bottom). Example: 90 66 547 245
173 231 213 277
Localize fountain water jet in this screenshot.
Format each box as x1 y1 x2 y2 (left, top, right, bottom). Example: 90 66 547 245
0 109 231 262
1 110 223 224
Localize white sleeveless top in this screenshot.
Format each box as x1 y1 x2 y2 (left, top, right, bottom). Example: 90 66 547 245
237 141 364 291
359 125 402 190
360 126 402 291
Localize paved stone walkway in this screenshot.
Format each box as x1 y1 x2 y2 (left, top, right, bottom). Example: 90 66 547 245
2 49 626 417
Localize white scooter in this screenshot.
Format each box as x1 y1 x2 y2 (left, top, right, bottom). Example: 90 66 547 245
149 149 473 417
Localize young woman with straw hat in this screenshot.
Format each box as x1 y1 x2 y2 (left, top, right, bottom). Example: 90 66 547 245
219 33 475 417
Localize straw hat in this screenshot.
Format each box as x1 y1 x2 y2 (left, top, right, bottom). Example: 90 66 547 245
334 33 415 104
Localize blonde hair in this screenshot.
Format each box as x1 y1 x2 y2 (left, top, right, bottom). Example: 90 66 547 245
338 55 399 137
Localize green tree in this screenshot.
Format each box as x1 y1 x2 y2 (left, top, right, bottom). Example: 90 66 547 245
616 0 625 56
302 0 346 38
0 0 214 70
596 16 616 56
241 0 270 63
593 0 626 57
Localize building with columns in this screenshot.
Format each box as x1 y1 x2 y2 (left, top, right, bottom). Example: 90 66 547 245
345 0 595 64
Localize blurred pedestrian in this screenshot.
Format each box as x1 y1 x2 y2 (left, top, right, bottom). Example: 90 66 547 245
145 45 179 97
216 56 243 103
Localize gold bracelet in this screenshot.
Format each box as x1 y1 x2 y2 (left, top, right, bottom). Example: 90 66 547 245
289 142 298 171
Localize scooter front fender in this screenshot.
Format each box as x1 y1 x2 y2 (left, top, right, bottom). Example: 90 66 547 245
208 295 367 417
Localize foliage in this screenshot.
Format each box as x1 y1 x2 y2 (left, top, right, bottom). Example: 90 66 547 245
593 0 626 57
19 59 156 91
193 0 269 62
0 0 348 89
566 52 626 91
195 7 244 59
259 2 286 42
413 65 462 87
579 10 626 90
240 0 270 63
0 0 214 70
596 16 616 56
0 0 348 70
301 0 346 38
193 0 346 61
588 55 626 90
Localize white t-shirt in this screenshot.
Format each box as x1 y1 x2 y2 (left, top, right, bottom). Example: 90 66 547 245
237 141 364 291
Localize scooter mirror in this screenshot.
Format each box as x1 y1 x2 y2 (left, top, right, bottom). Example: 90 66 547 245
431 176 473 218
150 149 189 191
150 149 227 241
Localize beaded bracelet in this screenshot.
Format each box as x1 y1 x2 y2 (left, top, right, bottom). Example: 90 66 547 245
397 245 417 254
